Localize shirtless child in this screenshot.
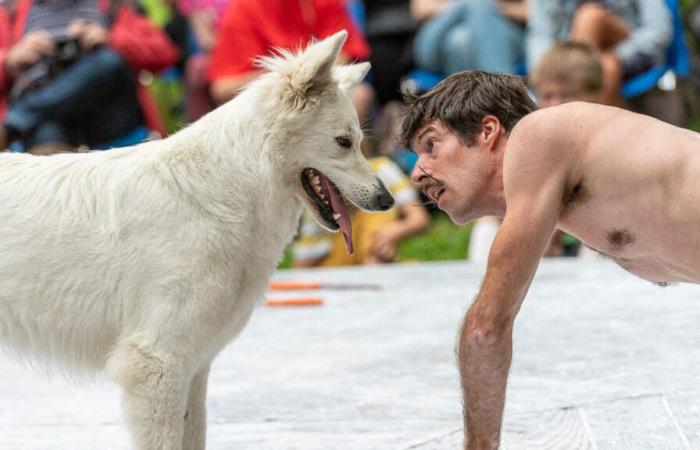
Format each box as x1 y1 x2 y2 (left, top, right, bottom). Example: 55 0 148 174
402 71 700 449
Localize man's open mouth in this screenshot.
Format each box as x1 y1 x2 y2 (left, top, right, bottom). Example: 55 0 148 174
435 188 445 203
301 168 354 254
426 185 445 204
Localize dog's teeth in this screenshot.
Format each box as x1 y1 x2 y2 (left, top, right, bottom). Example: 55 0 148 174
333 213 340 221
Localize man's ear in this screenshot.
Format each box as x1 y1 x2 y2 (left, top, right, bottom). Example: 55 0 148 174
333 62 371 93
481 115 502 150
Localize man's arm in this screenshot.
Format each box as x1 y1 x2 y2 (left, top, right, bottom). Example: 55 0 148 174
108 6 179 73
460 121 569 449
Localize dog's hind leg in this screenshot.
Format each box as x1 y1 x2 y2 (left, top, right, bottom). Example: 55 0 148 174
182 364 210 450
107 342 189 450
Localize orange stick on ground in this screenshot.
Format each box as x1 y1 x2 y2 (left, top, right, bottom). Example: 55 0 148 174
268 281 381 291
268 281 321 291
265 297 324 307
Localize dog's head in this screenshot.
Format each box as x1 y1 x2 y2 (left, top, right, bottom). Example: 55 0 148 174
257 31 394 254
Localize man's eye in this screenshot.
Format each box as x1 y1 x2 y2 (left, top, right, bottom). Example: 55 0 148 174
335 136 352 148
427 138 436 151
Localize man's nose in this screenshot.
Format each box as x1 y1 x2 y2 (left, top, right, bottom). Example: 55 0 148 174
410 162 425 185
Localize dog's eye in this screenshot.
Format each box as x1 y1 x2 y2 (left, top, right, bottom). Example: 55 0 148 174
335 136 352 149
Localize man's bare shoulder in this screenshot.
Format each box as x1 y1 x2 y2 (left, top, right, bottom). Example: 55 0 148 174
501 104 618 199
506 102 648 171
505 103 599 165
511 102 623 138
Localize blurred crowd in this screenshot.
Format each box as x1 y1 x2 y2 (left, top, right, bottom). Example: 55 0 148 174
1 0 700 266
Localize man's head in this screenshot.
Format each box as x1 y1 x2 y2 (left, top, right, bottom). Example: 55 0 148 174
401 71 536 149
530 41 604 108
402 71 536 224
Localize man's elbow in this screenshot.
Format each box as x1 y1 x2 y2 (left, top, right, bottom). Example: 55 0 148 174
463 311 513 348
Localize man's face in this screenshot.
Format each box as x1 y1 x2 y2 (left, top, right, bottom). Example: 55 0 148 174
410 120 494 225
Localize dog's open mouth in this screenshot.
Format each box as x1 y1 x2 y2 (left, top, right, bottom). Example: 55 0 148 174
301 168 353 254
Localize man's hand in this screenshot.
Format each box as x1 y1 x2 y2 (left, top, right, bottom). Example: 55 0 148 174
5 31 55 76
368 203 430 263
370 226 400 262
67 19 109 51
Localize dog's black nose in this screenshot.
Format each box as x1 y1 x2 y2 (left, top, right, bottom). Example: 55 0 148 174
376 189 394 211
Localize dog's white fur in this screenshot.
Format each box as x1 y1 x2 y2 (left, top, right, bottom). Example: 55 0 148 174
0 31 391 449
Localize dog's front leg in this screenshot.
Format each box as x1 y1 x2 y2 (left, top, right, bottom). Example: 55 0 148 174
182 364 211 450
108 342 188 450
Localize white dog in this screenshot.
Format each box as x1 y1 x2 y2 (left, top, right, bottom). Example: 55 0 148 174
0 31 393 449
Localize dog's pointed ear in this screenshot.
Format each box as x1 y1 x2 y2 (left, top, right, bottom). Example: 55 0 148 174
283 30 346 108
302 30 348 88
333 62 371 93
259 30 348 109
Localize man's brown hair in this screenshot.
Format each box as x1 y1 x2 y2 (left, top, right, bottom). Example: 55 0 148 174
400 71 537 149
529 41 603 93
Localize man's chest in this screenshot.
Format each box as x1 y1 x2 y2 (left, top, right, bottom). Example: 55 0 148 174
559 205 700 284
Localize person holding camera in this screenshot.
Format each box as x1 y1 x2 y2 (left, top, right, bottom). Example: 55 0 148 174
0 0 179 154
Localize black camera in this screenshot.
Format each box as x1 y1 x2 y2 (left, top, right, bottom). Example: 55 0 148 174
51 35 83 74
9 35 85 101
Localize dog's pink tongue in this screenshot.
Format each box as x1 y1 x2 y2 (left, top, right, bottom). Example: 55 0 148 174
320 175 353 254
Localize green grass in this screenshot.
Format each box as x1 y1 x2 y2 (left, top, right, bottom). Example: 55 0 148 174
398 212 472 262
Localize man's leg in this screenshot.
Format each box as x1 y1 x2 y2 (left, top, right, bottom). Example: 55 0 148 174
74 53 144 147
413 2 470 73
570 3 630 105
464 0 525 74
3 48 131 144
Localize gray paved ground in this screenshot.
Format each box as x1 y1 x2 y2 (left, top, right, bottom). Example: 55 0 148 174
1 260 700 449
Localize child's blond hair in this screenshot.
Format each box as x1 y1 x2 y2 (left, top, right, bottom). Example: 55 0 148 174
530 41 603 93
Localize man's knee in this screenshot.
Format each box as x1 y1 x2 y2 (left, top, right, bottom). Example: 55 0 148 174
571 3 610 43
571 3 610 44
571 4 629 49
572 3 609 28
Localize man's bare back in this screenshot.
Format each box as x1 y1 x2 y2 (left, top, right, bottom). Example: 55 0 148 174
517 102 700 283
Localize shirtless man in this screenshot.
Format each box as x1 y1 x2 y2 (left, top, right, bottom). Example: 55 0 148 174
402 71 700 449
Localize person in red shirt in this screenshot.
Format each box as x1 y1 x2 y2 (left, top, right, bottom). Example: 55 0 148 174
208 0 372 117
